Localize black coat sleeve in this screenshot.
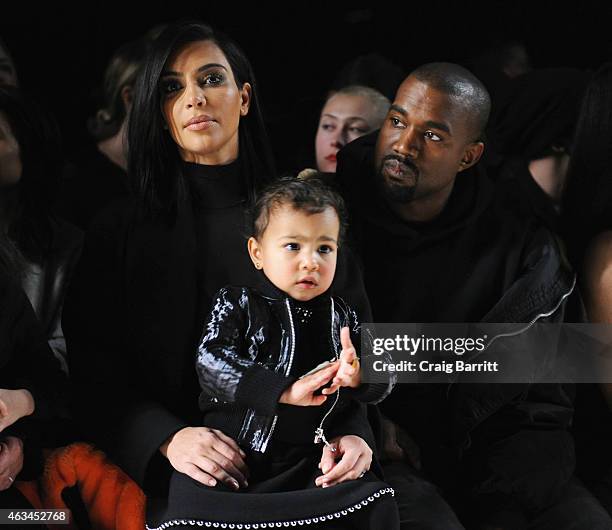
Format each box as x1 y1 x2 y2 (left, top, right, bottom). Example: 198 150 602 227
0 273 69 477
196 287 293 416
62 202 187 487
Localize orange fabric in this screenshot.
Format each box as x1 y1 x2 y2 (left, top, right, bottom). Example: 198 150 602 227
17 443 146 530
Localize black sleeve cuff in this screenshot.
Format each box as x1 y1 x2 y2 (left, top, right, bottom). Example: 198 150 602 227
116 401 188 486
347 382 392 404
235 364 294 416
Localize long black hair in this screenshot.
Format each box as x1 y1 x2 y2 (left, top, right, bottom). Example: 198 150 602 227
128 20 276 219
0 86 63 264
561 63 612 266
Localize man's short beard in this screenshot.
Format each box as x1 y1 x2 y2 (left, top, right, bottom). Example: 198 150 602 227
377 167 418 203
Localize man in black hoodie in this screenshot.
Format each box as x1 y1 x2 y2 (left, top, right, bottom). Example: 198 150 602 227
336 63 611 529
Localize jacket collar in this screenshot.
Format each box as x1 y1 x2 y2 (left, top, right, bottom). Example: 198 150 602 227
251 270 332 309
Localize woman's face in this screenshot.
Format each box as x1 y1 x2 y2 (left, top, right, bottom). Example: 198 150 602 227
161 40 251 165
0 112 21 187
315 93 379 173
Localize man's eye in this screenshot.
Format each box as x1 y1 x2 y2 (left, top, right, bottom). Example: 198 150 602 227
318 245 334 254
284 243 300 251
425 131 442 142
390 117 404 128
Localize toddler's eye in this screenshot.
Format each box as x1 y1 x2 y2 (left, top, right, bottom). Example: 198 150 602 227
318 245 334 254
284 243 300 251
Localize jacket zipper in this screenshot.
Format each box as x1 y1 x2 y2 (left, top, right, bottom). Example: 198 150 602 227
447 274 576 447
314 298 340 451
484 274 576 349
259 298 297 451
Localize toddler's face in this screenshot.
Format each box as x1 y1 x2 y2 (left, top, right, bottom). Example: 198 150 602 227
248 204 340 301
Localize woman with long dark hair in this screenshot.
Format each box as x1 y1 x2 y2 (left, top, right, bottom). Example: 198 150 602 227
63 20 378 527
0 86 82 373
562 63 612 516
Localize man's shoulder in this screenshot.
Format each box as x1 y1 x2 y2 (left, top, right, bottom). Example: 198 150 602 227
336 131 378 187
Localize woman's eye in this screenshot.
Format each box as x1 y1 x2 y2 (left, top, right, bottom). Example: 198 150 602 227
284 243 300 251
318 245 334 254
321 123 335 132
348 127 369 135
201 72 225 86
424 131 442 142
160 79 182 95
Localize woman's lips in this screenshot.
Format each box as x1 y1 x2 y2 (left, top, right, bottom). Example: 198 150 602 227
185 115 215 131
325 153 337 162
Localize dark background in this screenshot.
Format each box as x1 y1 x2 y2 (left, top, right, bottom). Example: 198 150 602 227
2 1 611 164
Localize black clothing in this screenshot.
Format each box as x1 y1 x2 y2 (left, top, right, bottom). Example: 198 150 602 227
336 132 578 528
63 161 373 494
196 284 391 455
57 143 129 232
487 68 588 166
0 272 68 480
494 157 560 233
148 285 398 530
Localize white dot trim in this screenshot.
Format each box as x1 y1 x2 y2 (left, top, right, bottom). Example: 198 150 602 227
146 487 394 530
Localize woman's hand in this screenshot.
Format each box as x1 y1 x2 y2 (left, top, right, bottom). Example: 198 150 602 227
0 436 24 491
160 427 249 490
279 363 338 406
0 389 34 432
315 435 372 488
322 327 360 395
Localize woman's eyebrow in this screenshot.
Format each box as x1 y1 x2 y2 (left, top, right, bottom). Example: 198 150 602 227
161 63 228 77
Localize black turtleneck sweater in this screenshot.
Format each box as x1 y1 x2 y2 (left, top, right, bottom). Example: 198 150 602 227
183 160 260 326
65 157 374 491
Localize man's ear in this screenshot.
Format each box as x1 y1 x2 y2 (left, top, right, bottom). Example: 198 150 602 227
247 236 262 269
458 142 484 172
240 82 252 116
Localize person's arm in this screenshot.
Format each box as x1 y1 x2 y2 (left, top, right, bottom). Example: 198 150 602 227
197 287 295 416
582 231 612 323
63 206 252 490
198 287 339 413
0 274 68 427
460 227 576 528
62 203 188 486
580 232 612 415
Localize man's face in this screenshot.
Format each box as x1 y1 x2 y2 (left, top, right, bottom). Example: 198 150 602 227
374 77 480 207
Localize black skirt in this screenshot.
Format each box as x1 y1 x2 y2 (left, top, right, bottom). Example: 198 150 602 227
147 444 399 530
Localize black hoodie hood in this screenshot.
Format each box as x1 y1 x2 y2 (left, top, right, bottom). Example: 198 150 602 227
335 131 494 254
335 131 558 323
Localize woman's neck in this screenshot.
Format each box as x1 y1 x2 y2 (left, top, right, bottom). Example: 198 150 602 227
97 120 128 172
528 153 570 204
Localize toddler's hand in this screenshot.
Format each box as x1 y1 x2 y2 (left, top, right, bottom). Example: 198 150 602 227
280 363 338 406
322 327 360 395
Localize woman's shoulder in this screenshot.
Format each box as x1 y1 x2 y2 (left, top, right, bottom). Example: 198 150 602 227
87 196 140 237
581 231 612 322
